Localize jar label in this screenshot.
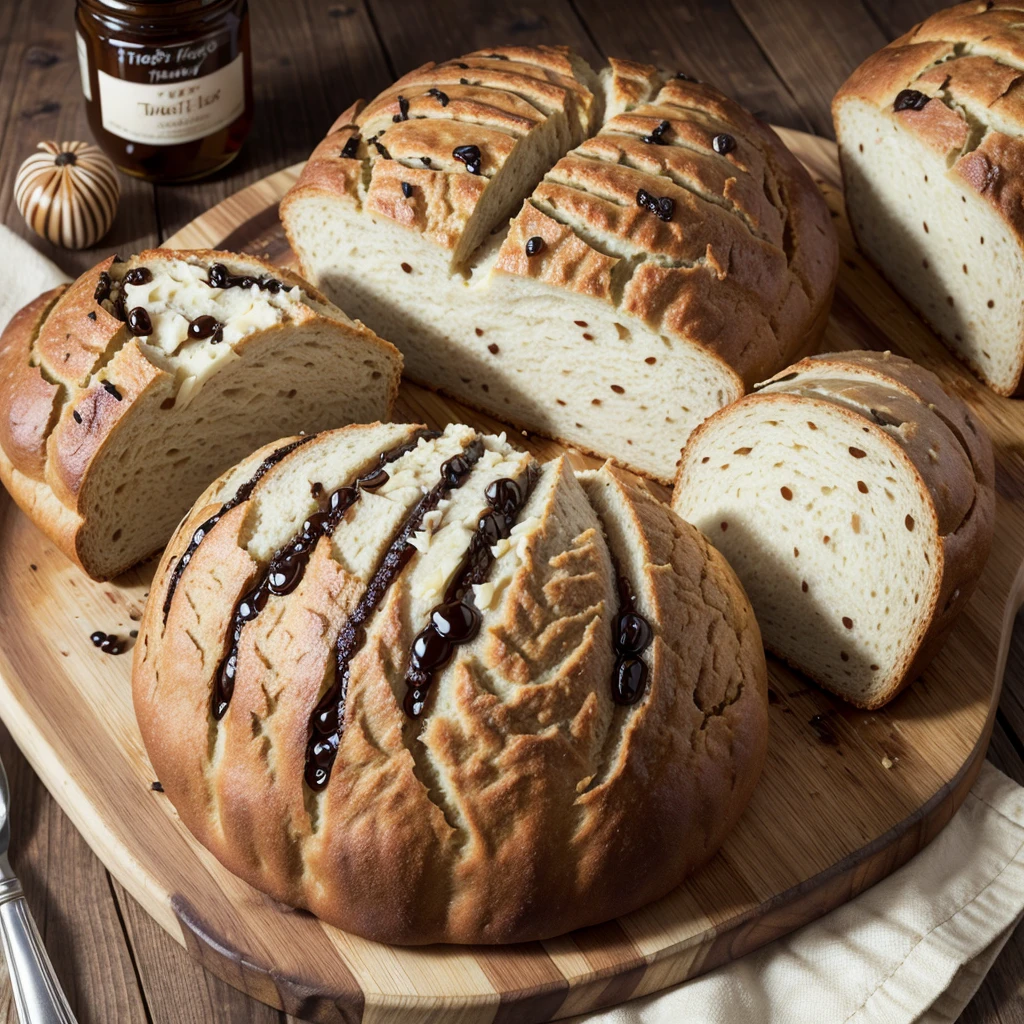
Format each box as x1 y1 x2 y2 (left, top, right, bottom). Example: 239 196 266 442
76 32 92 102
97 53 245 146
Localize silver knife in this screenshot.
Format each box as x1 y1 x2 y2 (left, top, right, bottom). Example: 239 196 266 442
0 752 78 1023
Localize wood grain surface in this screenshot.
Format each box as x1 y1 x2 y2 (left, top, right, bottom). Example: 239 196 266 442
2 0 1024 1021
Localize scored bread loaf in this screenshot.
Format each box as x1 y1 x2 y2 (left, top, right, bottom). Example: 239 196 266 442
281 46 838 483
834 1 1024 394
134 421 767 944
672 350 994 709
0 249 401 579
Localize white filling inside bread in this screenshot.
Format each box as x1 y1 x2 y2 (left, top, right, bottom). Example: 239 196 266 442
837 97 1024 393
676 400 938 703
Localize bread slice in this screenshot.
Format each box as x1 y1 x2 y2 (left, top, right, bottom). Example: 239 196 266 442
0 248 401 579
281 48 837 483
134 421 767 944
834 2 1024 394
672 350 994 708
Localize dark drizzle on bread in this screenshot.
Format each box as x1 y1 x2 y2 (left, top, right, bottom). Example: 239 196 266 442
453 144 482 175
403 469 535 719
207 262 291 293
611 574 652 704
162 436 317 623
305 438 485 791
211 431 440 721
636 188 674 222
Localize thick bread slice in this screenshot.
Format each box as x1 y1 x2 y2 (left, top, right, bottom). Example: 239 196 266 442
281 49 837 484
134 422 766 944
672 350 995 709
0 248 401 579
834 1 1024 394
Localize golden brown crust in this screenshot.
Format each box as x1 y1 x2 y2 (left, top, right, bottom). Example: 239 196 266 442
0 285 67 479
282 46 600 272
676 350 995 709
0 250 401 579
134 427 767 944
833 2 1024 267
495 73 838 387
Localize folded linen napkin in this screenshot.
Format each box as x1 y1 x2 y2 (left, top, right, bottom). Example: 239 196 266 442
576 761 1024 1024
0 226 72 325
3 227 1023 1024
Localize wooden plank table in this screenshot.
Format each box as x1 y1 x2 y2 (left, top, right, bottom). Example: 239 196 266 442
0 0 1022 1019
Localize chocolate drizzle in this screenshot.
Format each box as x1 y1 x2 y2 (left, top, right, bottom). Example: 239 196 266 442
212 431 440 722
188 314 223 343
611 574 652 705
642 119 671 145
162 436 316 623
127 306 153 336
304 437 486 792
893 89 929 112
525 235 545 257
124 267 153 286
453 144 482 174
402 470 534 719
636 188 674 222
207 262 291 293
427 87 449 107
94 271 112 303
712 133 736 155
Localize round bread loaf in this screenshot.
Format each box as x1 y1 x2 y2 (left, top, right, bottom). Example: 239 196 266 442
0 248 401 579
134 421 767 944
281 45 838 484
673 350 995 709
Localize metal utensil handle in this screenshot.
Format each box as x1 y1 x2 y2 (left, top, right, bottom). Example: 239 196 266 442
0 876 77 1024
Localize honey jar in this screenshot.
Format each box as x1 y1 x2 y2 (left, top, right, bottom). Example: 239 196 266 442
75 0 253 183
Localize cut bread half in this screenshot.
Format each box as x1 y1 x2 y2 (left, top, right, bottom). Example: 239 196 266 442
834 1 1024 394
281 47 837 483
0 248 401 579
673 350 994 708
134 420 766 944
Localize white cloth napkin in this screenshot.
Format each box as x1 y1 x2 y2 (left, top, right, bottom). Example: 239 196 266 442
3 228 1024 1024
0 226 72 325
576 762 1024 1024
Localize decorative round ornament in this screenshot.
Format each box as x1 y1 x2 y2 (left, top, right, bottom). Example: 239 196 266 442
15 140 120 250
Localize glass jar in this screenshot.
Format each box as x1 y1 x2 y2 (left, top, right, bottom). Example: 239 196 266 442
75 0 253 183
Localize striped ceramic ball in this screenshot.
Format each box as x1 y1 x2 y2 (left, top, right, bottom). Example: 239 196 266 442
15 141 120 250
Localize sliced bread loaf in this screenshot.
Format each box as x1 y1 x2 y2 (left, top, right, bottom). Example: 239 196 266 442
0 249 401 579
834 1 1024 394
672 350 994 708
281 47 838 483
134 421 767 944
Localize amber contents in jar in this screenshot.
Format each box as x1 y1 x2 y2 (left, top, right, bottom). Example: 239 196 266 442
75 0 253 183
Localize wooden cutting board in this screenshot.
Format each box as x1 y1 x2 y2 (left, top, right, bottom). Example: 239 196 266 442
0 129 1018 1024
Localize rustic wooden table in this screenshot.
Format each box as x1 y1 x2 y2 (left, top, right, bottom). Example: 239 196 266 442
1 0 1024 1020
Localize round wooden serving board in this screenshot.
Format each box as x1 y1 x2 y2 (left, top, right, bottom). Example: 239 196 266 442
0 130 1020 1024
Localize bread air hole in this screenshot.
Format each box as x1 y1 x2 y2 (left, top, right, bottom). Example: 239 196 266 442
905 514 915 531
734 447 752 455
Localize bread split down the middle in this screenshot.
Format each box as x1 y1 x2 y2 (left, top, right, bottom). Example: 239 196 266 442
281 46 839 484
134 421 768 944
